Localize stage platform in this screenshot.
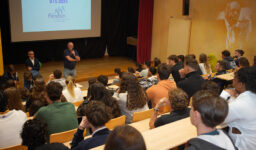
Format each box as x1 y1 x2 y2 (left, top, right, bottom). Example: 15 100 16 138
15 56 136 87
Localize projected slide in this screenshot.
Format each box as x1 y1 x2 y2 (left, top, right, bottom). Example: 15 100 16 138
21 0 91 32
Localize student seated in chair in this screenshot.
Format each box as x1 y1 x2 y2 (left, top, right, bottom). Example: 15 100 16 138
0 91 27 148
71 101 111 150
221 67 256 150
177 56 205 99
114 73 148 123
35 82 78 135
47 69 66 88
104 125 146 150
146 63 176 109
186 90 237 150
21 119 48 149
149 88 190 129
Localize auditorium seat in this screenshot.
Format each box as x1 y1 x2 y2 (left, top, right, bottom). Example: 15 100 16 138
72 100 84 107
132 109 154 123
50 128 78 143
1 145 27 150
105 115 126 130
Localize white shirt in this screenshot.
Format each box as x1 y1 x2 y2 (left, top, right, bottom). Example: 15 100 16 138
92 126 108 137
197 130 236 150
223 91 256 150
62 87 84 103
220 90 236 103
139 69 149 78
48 78 66 88
199 63 212 75
0 110 27 148
113 92 149 123
30 58 35 65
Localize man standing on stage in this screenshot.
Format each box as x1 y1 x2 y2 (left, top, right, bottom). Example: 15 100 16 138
64 42 80 77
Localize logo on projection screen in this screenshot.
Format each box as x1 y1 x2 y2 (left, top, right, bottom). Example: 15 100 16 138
48 6 66 20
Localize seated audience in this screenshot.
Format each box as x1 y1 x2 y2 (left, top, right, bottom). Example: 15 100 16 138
221 67 256 150
77 77 97 118
153 57 161 67
25 50 41 72
238 57 250 68
20 88 30 102
0 91 27 148
71 101 111 150
135 63 143 72
208 54 218 72
86 77 97 100
146 64 176 110
48 69 66 88
114 68 121 76
36 143 69 150
31 77 46 102
26 77 47 111
199 53 212 75
147 67 158 83
149 88 190 129
168 55 183 83
24 71 33 91
201 81 220 95
3 79 16 89
114 73 148 123
28 100 45 116
177 55 185 66
35 82 78 135
128 67 135 74
97 75 109 86
222 50 236 70
140 61 151 78
113 68 122 85
177 57 205 98
4 87 25 112
21 119 48 149
2 64 19 85
62 76 83 102
234 49 244 67
89 82 121 118
186 90 236 150
210 60 228 91
139 67 158 90
97 75 115 95
104 125 146 150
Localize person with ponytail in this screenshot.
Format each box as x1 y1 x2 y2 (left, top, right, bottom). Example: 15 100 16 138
199 53 212 75
62 76 83 102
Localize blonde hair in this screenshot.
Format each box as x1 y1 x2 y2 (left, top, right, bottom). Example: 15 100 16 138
65 76 75 98
199 53 211 74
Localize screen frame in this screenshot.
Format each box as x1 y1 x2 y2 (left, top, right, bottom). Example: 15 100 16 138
9 0 101 42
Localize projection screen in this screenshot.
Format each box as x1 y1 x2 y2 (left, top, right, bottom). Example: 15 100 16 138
9 0 101 42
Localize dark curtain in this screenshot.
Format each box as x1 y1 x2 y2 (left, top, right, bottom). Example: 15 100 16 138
137 0 154 63
0 0 139 65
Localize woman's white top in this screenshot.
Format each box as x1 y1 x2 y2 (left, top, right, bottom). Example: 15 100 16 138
113 92 149 123
199 63 212 75
0 110 27 148
223 91 256 150
139 69 149 78
62 87 84 102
